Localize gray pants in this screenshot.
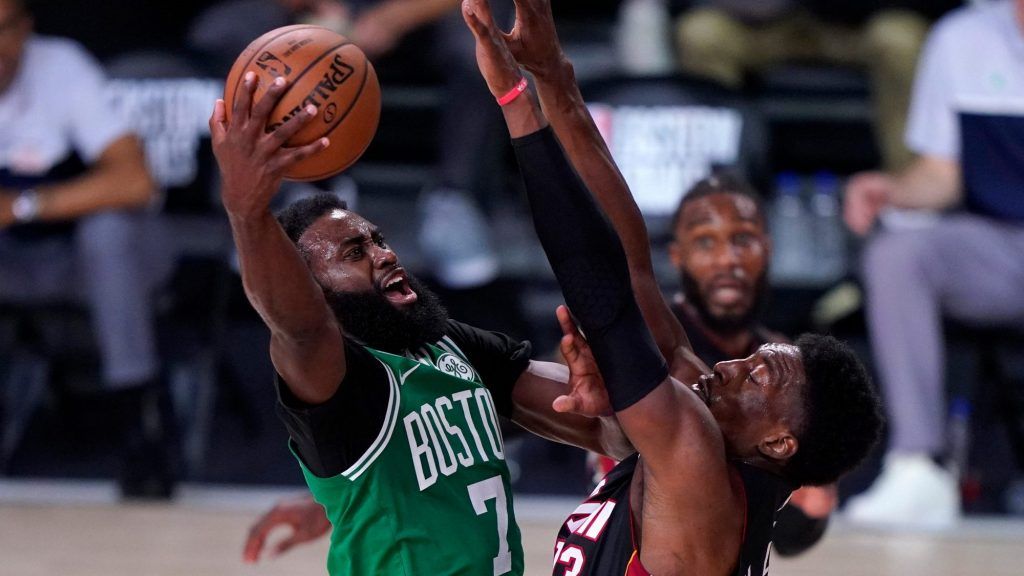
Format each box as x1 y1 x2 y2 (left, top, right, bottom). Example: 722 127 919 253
862 213 1024 454
0 211 166 389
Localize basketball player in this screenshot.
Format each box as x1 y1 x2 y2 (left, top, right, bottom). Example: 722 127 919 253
463 0 883 573
210 72 632 575
588 173 837 556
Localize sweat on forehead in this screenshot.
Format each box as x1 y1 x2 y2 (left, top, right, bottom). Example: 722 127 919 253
276 193 352 244
297 209 376 246
672 173 765 229
679 192 763 228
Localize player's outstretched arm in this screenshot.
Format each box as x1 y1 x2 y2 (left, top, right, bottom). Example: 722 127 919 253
210 74 344 405
463 0 727 478
499 0 689 360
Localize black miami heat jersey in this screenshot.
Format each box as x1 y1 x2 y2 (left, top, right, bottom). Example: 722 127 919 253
553 454 795 576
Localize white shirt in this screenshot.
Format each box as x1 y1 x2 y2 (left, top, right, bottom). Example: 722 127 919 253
906 0 1024 160
0 35 130 176
904 0 1024 220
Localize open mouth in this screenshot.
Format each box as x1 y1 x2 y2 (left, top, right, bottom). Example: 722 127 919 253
707 279 747 306
692 373 713 405
380 268 418 306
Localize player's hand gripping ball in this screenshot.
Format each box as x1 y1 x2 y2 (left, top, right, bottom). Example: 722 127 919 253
225 25 381 181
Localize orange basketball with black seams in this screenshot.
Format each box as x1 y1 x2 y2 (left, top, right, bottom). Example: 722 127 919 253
225 25 381 181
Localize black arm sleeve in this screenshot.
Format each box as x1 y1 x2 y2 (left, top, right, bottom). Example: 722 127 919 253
275 341 390 478
511 127 668 411
444 320 532 418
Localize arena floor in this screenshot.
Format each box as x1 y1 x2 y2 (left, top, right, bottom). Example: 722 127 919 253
1 481 1022 576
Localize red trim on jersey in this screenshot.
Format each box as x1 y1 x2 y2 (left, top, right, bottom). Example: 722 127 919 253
625 550 651 576
626 467 647 575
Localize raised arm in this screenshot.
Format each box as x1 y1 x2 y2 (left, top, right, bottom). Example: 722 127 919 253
210 74 343 404
500 0 689 359
463 0 731 498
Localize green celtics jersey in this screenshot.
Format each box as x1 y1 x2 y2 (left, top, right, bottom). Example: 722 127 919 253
295 336 524 576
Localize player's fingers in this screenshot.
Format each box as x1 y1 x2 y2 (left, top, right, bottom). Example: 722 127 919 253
209 99 227 141
555 305 580 338
513 0 543 24
469 0 497 29
266 105 318 149
510 0 531 21
242 519 273 564
251 76 288 126
270 534 304 559
270 138 329 173
559 333 580 365
552 394 580 414
232 71 257 122
461 0 488 38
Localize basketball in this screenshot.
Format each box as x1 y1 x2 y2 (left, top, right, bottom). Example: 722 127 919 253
224 25 381 181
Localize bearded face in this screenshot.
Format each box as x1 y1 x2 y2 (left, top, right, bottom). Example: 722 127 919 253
670 193 770 335
297 209 450 353
324 272 449 353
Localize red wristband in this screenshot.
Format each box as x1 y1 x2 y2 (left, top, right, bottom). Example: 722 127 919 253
497 78 528 106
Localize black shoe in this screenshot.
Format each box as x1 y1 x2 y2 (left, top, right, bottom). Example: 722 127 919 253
113 382 177 500
120 440 175 500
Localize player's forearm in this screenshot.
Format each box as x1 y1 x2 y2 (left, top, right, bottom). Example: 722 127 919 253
534 64 651 271
511 361 634 459
532 62 689 357
228 209 338 342
891 155 961 211
512 127 667 407
31 135 153 222
499 88 547 138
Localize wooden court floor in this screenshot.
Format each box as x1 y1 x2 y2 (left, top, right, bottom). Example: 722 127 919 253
0 484 1022 575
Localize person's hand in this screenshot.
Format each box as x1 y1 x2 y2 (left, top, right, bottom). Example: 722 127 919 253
462 0 525 99
242 495 332 563
843 171 894 235
787 484 837 519
553 305 612 417
209 72 329 220
502 0 567 79
668 343 711 387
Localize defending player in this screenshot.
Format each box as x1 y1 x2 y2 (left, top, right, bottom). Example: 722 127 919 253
463 0 884 573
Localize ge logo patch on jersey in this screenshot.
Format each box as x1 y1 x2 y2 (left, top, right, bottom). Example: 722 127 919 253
436 353 477 382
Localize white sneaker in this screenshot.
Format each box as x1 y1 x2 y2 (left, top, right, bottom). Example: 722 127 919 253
844 453 960 529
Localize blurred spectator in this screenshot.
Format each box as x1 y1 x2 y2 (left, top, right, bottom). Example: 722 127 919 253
843 0 1024 527
674 1 929 170
188 0 509 289
0 0 171 497
589 173 837 556
615 0 675 75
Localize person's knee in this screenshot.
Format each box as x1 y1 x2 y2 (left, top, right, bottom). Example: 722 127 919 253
862 229 931 284
75 210 145 262
863 10 928 68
